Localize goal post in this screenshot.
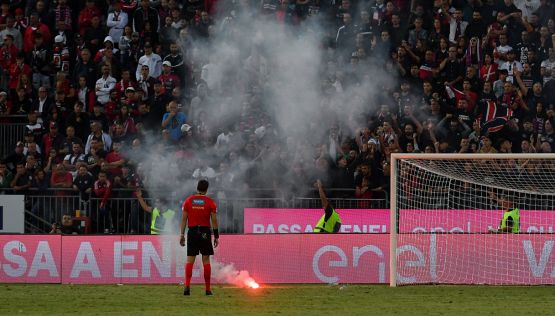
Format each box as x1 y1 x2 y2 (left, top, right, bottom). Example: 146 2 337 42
390 153 555 286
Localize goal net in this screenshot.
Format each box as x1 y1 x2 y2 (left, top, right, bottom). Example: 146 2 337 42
390 154 555 286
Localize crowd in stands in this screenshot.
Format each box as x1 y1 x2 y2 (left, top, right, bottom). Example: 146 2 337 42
0 0 554 233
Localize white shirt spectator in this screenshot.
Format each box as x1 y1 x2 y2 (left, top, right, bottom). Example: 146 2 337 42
63 153 85 166
541 57 555 84
85 132 112 155
499 60 523 83
0 26 22 49
95 75 117 104
215 132 231 148
136 53 162 80
448 18 468 44
494 45 513 65
513 0 540 19
107 10 128 44
192 166 216 180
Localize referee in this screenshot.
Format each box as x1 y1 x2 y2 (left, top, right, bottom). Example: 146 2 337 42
180 179 219 296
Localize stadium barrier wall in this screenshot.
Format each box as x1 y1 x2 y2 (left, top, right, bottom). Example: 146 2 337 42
0 195 25 233
244 208 390 233
245 209 555 234
0 234 554 284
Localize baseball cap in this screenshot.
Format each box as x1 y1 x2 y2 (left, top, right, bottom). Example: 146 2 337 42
144 42 152 48
54 35 64 43
125 86 136 92
162 60 172 67
15 8 23 15
0 91 7 97
16 141 24 147
49 122 58 129
104 36 114 43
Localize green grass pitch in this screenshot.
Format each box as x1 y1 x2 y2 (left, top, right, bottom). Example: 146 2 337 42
1 284 553 315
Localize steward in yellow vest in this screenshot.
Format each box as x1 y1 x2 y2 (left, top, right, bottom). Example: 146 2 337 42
136 190 176 234
499 208 520 233
489 192 519 233
314 180 342 233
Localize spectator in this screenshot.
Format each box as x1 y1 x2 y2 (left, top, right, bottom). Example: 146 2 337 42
31 87 53 119
28 32 50 91
540 46 555 85
107 1 128 47
10 162 32 193
133 0 160 34
114 68 137 99
66 101 90 141
192 159 216 180
50 163 73 195
42 121 63 155
78 0 102 36
105 139 126 178
158 61 181 92
100 52 123 81
73 164 94 203
137 64 155 100
59 126 81 155
113 103 136 134
119 26 133 66
95 65 117 105
85 121 112 154
408 17 428 48
49 213 80 234
161 100 186 142
0 17 23 50
83 15 106 56
499 50 523 83
93 170 113 233
91 103 110 132
464 11 486 40
54 0 72 30
73 49 96 88
135 42 162 80
479 135 498 153
63 142 85 172
4 141 24 173
163 42 187 84
0 34 18 91
23 13 51 53
94 37 120 65
0 160 14 191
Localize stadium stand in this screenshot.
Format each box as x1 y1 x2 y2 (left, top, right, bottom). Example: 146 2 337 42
0 0 554 234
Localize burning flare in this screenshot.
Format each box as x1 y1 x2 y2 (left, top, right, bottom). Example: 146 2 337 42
212 261 261 289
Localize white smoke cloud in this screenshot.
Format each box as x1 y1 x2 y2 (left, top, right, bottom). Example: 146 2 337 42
128 2 397 231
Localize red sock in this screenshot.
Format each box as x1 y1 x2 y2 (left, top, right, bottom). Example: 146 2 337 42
185 263 193 288
203 263 211 291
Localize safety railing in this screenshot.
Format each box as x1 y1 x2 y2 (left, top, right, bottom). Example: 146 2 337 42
0 187 386 234
0 118 28 157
